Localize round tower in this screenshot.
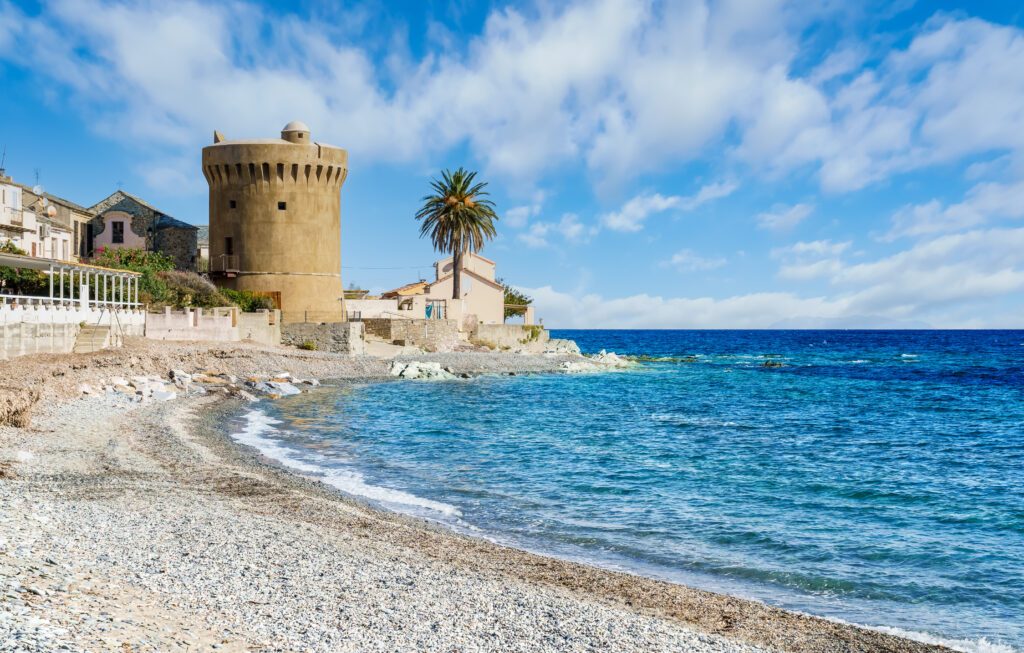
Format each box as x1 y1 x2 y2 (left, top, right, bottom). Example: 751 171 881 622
202 122 348 323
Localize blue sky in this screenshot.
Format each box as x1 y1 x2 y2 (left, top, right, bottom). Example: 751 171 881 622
2 0 1024 328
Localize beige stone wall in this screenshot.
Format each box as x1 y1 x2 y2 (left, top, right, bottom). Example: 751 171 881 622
362 318 460 351
473 324 549 350
280 321 365 355
203 127 348 324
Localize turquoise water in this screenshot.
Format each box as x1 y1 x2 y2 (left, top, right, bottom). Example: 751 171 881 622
232 330 1024 651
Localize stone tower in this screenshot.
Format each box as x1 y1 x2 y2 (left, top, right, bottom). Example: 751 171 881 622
202 121 348 323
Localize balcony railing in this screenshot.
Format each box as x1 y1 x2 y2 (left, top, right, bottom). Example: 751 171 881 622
211 254 239 272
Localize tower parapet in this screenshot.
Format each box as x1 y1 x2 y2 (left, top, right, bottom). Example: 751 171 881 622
202 122 348 323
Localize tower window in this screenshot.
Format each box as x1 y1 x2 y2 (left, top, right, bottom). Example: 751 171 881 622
229 200 237 209
225 237 233 256
278 201 287 211
112 221 124 244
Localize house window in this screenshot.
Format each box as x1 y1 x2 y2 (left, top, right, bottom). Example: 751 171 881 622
277 201 286 211
225 237 233 256
112 221 124 244
229 200 237 209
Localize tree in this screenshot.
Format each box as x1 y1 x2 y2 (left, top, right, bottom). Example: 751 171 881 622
415 167 498 300
499 278 533 320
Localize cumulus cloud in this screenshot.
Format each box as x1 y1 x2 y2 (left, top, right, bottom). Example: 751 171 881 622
601 181 737 232
659 249 727 272
525 228 1024 327
884 179 1024 240
12 1 1020 196
756 203 815 230
518 213 589 248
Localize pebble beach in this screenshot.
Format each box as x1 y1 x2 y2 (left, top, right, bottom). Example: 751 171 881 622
0 340 950 652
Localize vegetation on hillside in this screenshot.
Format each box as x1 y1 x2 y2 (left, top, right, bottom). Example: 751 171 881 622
415 167 498 300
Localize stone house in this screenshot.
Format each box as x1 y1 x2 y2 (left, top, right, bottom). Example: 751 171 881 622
89 190 199 270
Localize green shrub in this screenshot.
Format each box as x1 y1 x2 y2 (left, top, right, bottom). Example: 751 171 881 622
90 247 175 305
298 340 317 351
222 289 276 312
157 270 233 308
0 242 48 296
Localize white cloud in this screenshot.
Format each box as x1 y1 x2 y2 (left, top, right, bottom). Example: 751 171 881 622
660 249 726 272
524 228 1024 327
5 2 1022 196
756 203 814 230
517 213 589 248
505 205 539 229
884 179 1024 240
601 193 680 232
772 239 850 280
601 181 737 232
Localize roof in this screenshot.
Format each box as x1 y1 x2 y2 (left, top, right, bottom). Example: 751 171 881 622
436 251 496 267
11 182 95 215
91 190 198 231
381 281 428 298
429 268 503 291
0 250 141 276
282 120 310 132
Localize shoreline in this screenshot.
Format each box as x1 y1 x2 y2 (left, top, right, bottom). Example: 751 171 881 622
0 340 952 652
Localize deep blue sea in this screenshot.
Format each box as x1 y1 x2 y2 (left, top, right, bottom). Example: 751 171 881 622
232 330 1024 651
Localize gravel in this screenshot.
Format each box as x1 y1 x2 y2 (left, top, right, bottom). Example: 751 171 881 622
0 341 949 652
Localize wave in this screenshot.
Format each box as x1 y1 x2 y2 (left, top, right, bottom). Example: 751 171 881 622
231 410 462 519
865 625 1017 653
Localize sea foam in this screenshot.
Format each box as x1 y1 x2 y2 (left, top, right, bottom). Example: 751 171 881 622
231 410 462 519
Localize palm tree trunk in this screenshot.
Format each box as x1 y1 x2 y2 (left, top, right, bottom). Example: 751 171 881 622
452 248 463 300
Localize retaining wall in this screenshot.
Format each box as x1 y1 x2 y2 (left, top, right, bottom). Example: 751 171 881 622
281 321 365 355
362 318 460 351
472 323 549 350
0 302 146 360
144 307 281 346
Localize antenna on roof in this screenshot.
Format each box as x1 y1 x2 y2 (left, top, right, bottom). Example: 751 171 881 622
33 168 40 187
0 145 6 176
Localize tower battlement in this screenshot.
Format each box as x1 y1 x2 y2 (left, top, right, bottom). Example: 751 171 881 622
202 123 348 323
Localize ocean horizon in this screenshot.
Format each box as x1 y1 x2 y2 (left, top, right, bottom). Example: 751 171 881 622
230 329 1024 652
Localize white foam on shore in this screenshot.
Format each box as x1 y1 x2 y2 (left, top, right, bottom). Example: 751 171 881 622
836 621 1018 653
870 627 1017 653
231 409 462 519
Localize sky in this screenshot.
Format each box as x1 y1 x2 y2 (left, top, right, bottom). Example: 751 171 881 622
1 0 1023 328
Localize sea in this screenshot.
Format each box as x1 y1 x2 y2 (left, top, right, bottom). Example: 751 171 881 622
230 330 1024 652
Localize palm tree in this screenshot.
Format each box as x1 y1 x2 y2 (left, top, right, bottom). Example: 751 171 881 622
416 167 499 300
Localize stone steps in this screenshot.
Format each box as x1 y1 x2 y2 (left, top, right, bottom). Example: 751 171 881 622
73 325 111 354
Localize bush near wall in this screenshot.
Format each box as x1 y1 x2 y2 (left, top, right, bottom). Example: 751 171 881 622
91 247 235 309
0 242 48 296
221 289 276 312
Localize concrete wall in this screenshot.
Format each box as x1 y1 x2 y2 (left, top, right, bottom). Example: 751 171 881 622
473 323 548 350
144 307 280 345
363 318 460 352
203 124 348 324
346 298 399 319
281 321 365 355
145 307 237 342
0 302 146 360
238 309 281 346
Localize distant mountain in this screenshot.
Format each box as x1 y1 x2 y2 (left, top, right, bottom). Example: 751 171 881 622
769 315 933 329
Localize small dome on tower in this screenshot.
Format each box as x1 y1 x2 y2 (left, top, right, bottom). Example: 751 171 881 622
281 120 311 143
282 120 309 132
